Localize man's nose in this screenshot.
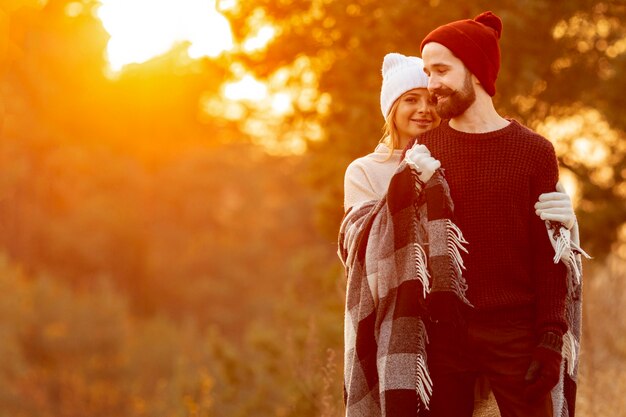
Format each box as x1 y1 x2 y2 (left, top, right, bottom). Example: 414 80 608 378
428 76 440 93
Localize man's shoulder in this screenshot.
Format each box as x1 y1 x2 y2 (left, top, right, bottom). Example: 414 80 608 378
509 121 558 172
510 120 555 152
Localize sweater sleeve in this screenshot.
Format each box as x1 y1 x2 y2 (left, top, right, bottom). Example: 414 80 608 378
343 161 381 211
530 141 568 336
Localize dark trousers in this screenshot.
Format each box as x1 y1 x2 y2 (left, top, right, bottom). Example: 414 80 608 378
423 310 553 417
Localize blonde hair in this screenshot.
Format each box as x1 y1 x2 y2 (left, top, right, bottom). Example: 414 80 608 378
379 99 401 161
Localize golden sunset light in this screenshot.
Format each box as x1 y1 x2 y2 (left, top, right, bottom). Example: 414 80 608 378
243 25 276 52
223 74 268 101
97 0 234 71
536 108 617 168
3 3 626 416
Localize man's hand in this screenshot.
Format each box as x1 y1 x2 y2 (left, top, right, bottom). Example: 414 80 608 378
524 332 563 402
534 182 576 229
405 144 441 184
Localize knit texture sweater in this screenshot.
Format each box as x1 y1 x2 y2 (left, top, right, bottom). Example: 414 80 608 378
344 143 402 211
412 119 567 335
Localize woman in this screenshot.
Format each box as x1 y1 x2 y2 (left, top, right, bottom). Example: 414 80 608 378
344 53 441 211
340 53 577 417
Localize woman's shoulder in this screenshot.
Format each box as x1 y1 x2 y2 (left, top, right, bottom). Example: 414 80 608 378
347 143 402 171
343 144 401 211
345 143 401 187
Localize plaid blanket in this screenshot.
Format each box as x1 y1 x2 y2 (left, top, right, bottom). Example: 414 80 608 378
339 159 470 416
339 159 588 417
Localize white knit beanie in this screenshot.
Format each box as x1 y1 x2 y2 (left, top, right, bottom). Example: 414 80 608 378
380 53 429 118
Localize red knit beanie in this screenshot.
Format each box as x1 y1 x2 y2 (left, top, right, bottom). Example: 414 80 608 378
420 11 502 96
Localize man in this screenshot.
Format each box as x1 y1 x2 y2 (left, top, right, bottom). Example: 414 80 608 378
410 11 569 417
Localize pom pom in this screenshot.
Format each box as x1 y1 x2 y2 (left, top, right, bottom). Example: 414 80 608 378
382 52 403 75
474 11 502 39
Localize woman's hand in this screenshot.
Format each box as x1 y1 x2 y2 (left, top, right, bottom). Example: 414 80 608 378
534 182 576 229
405 144 441 183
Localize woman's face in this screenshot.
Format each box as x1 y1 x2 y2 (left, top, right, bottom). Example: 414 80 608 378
393 88 440 142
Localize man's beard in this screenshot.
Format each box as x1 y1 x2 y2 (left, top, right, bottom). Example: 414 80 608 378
433 71 476 119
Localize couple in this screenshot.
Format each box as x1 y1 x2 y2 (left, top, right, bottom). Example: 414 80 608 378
339 11 587 417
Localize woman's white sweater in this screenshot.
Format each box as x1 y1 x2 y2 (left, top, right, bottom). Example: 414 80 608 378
343 143 402 211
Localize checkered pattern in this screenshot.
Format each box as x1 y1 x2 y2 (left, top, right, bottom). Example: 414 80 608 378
339 162 470 416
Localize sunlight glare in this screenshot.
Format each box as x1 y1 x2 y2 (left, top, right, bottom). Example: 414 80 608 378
98 0 233 71
217 0 237 11
65 2 83 17
558 169 580 206
224 75 268 101
536 108 617 168
243 25 276 52
271 93 292 115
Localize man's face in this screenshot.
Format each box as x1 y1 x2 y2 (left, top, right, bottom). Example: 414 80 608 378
422 42 476 119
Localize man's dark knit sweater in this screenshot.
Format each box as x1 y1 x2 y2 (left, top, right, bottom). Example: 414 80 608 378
414 119 567 336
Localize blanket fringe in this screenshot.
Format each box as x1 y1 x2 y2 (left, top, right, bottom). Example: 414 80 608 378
562 330 579 376
571 240 591 260
446 220 472 306
415 319 432 410
569 241 591 288
552 227 570 264
415 354 433 410
547 223 585 373
549 223 592 290
414 242 431 299
567 252 582 288
408 163 430 299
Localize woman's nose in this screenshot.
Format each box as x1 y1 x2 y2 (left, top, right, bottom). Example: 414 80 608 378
417 99 428 113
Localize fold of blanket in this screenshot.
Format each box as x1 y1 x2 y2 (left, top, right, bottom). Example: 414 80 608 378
339 158 588 417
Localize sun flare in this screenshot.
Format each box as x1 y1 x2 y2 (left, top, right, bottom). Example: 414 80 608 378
97 0 234 71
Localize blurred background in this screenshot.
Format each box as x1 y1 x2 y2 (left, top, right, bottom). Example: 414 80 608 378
0 0 624 416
